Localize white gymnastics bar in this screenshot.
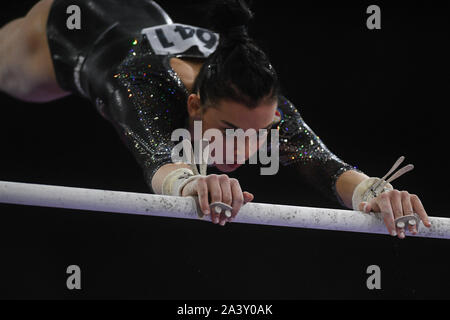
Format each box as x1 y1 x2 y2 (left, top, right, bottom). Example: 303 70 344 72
0 180 449 239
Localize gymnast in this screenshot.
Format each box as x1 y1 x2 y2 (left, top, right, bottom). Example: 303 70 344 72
0 0 431 236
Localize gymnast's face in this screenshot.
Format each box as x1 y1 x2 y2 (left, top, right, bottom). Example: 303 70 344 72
187 94 277 172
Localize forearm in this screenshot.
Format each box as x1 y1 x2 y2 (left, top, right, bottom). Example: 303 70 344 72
335 170 370 209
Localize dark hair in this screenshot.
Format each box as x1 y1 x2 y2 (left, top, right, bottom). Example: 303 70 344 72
193 0 279 109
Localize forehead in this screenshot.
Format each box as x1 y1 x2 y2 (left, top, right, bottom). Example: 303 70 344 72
209 99 278 124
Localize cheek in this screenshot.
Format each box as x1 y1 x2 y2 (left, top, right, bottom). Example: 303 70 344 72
226 134 269 158
206 131 269 162
247 134 268 157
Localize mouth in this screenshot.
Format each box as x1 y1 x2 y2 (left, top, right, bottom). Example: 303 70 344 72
212 160 243 172
224 163 241 170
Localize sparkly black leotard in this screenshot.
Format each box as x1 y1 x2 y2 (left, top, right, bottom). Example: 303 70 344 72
46 0 358 204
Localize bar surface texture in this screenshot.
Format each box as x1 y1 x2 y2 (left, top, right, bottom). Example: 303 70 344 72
0 181 448 239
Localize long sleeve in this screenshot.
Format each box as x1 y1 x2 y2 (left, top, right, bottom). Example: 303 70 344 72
89 37 191 193
276 96 361 205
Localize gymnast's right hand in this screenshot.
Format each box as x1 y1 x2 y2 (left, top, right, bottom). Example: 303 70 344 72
181 174 254 226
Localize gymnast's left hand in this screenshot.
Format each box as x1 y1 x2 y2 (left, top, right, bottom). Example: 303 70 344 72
358 190 431 239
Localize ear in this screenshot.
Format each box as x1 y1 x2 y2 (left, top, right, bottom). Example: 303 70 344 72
273 108 282 124
187 94 203 119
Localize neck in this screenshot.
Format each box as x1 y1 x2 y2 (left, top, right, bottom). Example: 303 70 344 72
170 57 204 93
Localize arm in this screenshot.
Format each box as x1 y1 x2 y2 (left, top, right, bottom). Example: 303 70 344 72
276 97 431 238
276 96 363 205
151 162 192 195
335 169 369 209
93 43 255 226
0 0 70 102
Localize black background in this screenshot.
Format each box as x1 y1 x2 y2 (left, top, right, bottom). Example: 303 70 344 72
0 0 449 299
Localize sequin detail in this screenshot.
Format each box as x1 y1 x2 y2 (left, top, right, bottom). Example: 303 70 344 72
105 34 359 201
276 97 360 204
112 35 190 187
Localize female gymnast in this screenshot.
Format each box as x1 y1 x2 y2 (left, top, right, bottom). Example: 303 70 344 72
0 0 431 236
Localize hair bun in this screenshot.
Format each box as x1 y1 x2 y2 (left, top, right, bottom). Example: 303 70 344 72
208 0 254 38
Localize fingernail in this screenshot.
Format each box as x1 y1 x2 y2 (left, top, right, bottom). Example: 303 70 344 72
214 217 220 224
391 230 397 237
220 220 226 226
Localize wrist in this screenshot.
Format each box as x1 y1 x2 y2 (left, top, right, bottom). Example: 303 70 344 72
352 177 394 210
161 167 196 196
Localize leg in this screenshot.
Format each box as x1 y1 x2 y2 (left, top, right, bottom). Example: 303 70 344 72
0 0 71 103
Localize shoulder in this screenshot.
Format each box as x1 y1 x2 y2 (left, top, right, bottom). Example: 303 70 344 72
271 95 303 128
170 57 204 93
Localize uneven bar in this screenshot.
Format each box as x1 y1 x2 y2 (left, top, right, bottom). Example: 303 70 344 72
0 180 448 239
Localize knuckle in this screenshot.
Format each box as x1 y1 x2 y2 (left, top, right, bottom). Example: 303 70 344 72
400 190 410 198
234 198 244 207
219 174 230 182
229 178 239 185
379 192 390 201
207 174 218 182
391 189 401 197
209 186 220 195
209 189 221 199
197 186 207 196
197 176 206 183
222 194 232 203
196 180 206 190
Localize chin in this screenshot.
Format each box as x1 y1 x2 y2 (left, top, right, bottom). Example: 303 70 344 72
215 163 241 173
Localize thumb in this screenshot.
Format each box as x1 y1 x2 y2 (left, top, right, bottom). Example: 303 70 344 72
358 201 368 212
359 199 379 213
243 192 254 204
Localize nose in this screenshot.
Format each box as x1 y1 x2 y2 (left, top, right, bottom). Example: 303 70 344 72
234 139 249 163
234 134 266 162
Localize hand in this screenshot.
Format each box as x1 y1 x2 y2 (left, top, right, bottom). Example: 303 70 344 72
359 190 431 239
182 174 254 226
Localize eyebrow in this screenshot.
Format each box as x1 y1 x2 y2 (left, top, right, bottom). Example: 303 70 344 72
221 120 273 130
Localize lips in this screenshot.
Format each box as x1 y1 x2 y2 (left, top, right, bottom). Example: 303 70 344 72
225 163 241 169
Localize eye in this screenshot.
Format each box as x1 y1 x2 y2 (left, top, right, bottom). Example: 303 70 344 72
222 128 235 136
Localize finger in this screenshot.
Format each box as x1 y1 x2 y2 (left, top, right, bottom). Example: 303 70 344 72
229 179 244 221
400 191 417 235
218 175 232 226
389 190 405 238
365 199 381 214
196 178 210 216
219 175 232 206
243 192 254 204
369 199 380 213
358 201 371 213
377 193 398 237
363 198 381 214
358 201 366 212
207 175 222 224
411 194 431 228
390 190 403 220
